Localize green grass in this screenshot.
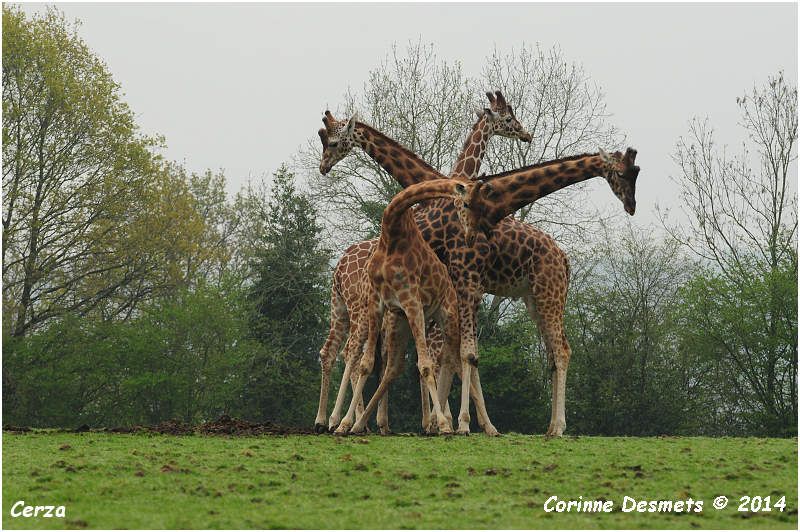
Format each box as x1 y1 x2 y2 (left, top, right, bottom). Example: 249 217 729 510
3 432 797 529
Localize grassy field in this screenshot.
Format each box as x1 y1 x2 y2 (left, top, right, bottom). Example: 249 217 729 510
3 431 797 529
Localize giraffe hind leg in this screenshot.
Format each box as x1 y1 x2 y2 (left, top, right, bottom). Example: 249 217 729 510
524 287 570 437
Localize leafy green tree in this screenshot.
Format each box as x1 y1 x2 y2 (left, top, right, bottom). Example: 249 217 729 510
4 283 259 427
243 165 332 424
677 258 797 436
1 6 208 335
563 225 698 435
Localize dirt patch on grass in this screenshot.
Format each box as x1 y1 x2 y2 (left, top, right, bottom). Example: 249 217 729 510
198 415 312 436
3 415 314 437
2 425 31 433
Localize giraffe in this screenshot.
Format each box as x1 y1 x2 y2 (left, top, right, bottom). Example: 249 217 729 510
451 148 640 434
334 179 479 435
314 91 531 435
317 111 630 436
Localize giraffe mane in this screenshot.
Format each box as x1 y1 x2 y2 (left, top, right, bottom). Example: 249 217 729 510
355 122 441 175
482 152 601 182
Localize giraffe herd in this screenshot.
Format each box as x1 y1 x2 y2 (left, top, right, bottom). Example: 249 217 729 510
313 90 640 437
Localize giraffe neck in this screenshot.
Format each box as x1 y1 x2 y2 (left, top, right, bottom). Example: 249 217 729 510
353 123 442 188
451 115 491 179
479 153 607 226
380 180 458 251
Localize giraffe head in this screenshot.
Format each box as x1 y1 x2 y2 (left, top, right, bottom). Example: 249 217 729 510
455 179 496 245
453 178 480 238
599 147 640 215
318 110 357 175
480 90 532 143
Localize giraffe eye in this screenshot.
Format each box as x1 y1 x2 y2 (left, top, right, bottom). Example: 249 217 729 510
328 141 339 149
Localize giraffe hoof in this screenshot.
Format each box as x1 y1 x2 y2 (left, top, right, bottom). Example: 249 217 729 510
483 425 501 437
334 422 352 436
314 423 328 434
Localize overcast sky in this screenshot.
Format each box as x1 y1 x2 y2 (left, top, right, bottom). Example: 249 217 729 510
21 2 798 229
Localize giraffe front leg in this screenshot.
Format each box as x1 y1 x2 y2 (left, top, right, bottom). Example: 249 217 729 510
335 306 380 435
351 353 402 435
329 320 366 431
376 312 404 435
420 372 434 434
427 324 450 434
453 306 477 435
448 361 493 434
326 359 351 432
436 363 455 433
408 307 451 435
352 315 408 434
469 369 499 436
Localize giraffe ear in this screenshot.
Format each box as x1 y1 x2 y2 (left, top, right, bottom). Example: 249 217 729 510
599 148 612 164
481 181 498 199
624 147 638 165
484 108 499 121
345 114 357 135
454 182 468 198
318 128 329 149
475 107 485 119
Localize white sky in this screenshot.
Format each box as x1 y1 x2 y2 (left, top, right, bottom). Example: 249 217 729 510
19 2 799 229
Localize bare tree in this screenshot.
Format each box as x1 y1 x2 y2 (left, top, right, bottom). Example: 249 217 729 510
666 72 798 435
668 72 797 278
478 44 622 242
300 40 622 250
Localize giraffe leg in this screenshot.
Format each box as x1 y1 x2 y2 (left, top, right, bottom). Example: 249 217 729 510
352 371 365 420
524 294 570 437
451 301 478 435
435 296 469 435
436 364 455 432
426 323 449 433
335 300 381 435
420 372 434 433
552 329 571 437
376 313 397 435
352 316 409 434
328 313 367 431
327 358 351 431
407 304 451 434
315 289 348 432
469 369 500 436
446 354 496 434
